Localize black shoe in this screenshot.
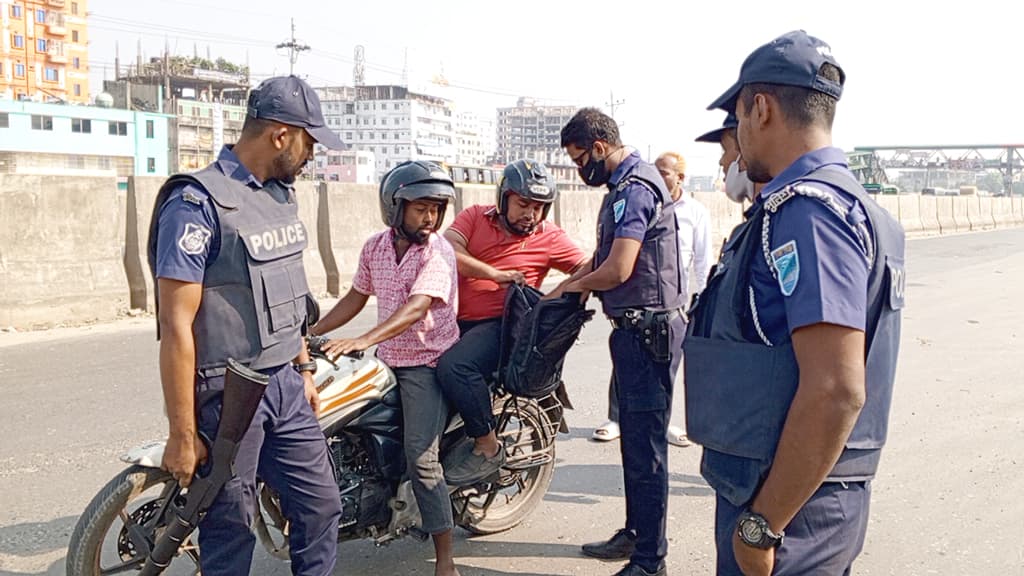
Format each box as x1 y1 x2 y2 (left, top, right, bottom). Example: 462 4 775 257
612 562 666 576
581 528 637 561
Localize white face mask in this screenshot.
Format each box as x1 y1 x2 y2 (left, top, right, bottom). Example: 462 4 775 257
724 158 755 203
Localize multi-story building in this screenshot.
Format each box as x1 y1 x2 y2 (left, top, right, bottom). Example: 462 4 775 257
496 97 577 167
316 84 455 180
454 110 495 167
105 57 250 172
0 98 172 177
312 149 376 184
1 0 89 103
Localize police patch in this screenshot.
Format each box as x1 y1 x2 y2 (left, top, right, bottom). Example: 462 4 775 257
613 199 626 223
181 191 204 206
178 223 212 255
770 240 800 296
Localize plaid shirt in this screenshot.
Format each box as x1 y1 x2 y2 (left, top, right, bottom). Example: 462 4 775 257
353 230 459 367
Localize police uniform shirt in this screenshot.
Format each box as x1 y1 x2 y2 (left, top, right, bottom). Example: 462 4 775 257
154 147 279 282
746 146 872 346
605 151 660 244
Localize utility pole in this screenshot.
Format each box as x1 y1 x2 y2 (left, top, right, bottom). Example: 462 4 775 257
276 18 310 76
606 90 626 125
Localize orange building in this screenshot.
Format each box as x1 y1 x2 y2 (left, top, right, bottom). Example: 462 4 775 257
1 0 89 103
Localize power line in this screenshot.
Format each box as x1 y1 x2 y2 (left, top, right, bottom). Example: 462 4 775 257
275 18 310 76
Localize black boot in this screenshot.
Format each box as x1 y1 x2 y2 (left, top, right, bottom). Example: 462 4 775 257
581 528 637 561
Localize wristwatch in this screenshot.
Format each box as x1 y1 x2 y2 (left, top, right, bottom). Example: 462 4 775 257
293 361 318 375
736 510 784 549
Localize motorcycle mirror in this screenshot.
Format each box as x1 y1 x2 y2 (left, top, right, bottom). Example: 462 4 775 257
305 294 321 327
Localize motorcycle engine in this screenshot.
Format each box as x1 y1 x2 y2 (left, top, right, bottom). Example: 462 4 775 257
330 434 392 534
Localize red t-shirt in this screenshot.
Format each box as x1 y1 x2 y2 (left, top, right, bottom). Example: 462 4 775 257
447 205 587 321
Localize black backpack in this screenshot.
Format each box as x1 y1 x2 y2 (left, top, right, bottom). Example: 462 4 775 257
496 284 595 398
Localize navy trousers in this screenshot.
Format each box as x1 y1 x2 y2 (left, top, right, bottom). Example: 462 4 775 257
195 364 342 576
714 481 872 575
610 313 685 572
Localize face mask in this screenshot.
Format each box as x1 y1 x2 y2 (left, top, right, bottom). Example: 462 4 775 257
579 149 610 187
724 159 755 203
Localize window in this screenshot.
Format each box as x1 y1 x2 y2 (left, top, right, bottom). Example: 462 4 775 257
344 132 352 140
66 155 85 170
11 4 22 17
37 38 47 52
35 9 45 23
71 118 91 133
71 30 79 42
146 120 154 138
14 63 25 77
345 117 352 125
44 67 58 82
71 2 78 15
73 84 81 97
73 57 80 69
0 112 8 128
31 115 53 131
13 35 24 49
147 158 156 173
108 121 128 136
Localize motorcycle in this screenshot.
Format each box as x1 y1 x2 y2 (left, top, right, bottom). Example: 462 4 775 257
66 335 564 575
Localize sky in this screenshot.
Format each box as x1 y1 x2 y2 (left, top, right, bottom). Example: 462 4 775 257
86 0 1024 178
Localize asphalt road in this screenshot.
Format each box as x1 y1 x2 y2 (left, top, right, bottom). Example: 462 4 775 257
1 228 1022 575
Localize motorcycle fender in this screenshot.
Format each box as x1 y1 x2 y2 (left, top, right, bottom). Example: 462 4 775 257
120 440 167 468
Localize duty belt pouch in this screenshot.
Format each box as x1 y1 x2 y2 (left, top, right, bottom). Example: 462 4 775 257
640 311 672 363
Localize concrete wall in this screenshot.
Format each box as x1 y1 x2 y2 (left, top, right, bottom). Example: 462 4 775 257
2 174 1022 329
0 175 127 327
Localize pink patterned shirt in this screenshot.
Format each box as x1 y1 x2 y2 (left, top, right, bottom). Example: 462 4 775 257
352 230 459 368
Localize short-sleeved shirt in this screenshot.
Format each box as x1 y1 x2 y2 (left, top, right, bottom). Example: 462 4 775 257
153 146 264 282
353 230 459 367
747 147 873 344
446 205 587 321
605 151 659 244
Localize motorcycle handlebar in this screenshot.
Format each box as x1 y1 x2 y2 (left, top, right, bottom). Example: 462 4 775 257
306 335 365 361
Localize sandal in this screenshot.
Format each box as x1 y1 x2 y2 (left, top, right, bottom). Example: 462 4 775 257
592 420 621 442
667 425 692 447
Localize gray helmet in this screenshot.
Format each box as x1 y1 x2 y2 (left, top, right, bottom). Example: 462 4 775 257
497 160 558 221
379 160 456 230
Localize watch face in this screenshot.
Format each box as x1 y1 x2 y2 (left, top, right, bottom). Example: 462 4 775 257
740 518 764 543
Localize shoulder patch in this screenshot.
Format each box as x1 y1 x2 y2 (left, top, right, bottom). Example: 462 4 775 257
770 240 800 296
181 190 205 206
613 199 626 223
178 223 212 255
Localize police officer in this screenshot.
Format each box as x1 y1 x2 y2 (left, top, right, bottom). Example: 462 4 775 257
551 107 685 576
147 75 345 575
685 31 906 575
695 112 759 204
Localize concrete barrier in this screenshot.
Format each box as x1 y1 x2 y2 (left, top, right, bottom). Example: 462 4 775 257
294 181 327 297
319 183 385 295
456 184 494 213
695 191 744 251
977 197 997 230
0 175 127 327
918 195 940 235
124 176 166 311
935 196 958 234
556 188 605 254
898 195 923 235
952 196 970 232
1013 196 1024 225
964 195 985 231
991 197 1014 228
875 195 900 225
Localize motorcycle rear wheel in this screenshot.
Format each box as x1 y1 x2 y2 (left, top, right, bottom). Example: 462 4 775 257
66 465 200 575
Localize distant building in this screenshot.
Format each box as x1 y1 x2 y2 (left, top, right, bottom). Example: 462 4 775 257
0 98 172 177
312 149 376 184
0 0 91 103
454 110 495 166
688 175 715 192
496 97 577 166
316 84 455 180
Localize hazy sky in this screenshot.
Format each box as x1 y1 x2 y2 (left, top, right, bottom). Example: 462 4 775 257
87 0 1023 177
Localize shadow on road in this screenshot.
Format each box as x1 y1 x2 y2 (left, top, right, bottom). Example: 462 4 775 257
546 463 714 504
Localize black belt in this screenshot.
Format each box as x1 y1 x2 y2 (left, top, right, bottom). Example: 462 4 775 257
609 308 681 330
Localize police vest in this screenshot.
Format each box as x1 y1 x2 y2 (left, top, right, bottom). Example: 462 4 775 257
594 161 686 317
147 165 310 374
683 166 905 507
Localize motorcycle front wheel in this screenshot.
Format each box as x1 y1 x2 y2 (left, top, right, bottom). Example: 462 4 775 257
66 465 201 575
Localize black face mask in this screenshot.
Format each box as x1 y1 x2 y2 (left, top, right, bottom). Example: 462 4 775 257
579 149 610 187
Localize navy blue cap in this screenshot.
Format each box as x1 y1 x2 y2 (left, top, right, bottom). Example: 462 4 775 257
695 112 738 143
708 30 845 112
247 75 347 150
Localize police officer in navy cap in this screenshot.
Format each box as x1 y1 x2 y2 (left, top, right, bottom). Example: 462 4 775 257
685 30 906 575
549 107 685 576
147 75 345 575
695 113 758 204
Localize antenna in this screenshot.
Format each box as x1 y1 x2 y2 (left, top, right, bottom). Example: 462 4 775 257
276 18 310 76
353 45 365 87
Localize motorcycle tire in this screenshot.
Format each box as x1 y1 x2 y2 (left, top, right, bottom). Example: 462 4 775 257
66 465 198 575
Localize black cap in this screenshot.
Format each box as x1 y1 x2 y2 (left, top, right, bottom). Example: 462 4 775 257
247 75 346 150
708 30 846 112
695 112 739 143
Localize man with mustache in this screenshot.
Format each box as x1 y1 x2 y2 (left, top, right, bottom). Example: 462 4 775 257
437 159 587 485
147 75 345 575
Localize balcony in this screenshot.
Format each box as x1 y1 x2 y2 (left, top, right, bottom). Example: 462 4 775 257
46 0 65 7
47 13 67 35
47 43 68 63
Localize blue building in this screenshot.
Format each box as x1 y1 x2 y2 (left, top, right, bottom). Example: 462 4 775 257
0 99 172 177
